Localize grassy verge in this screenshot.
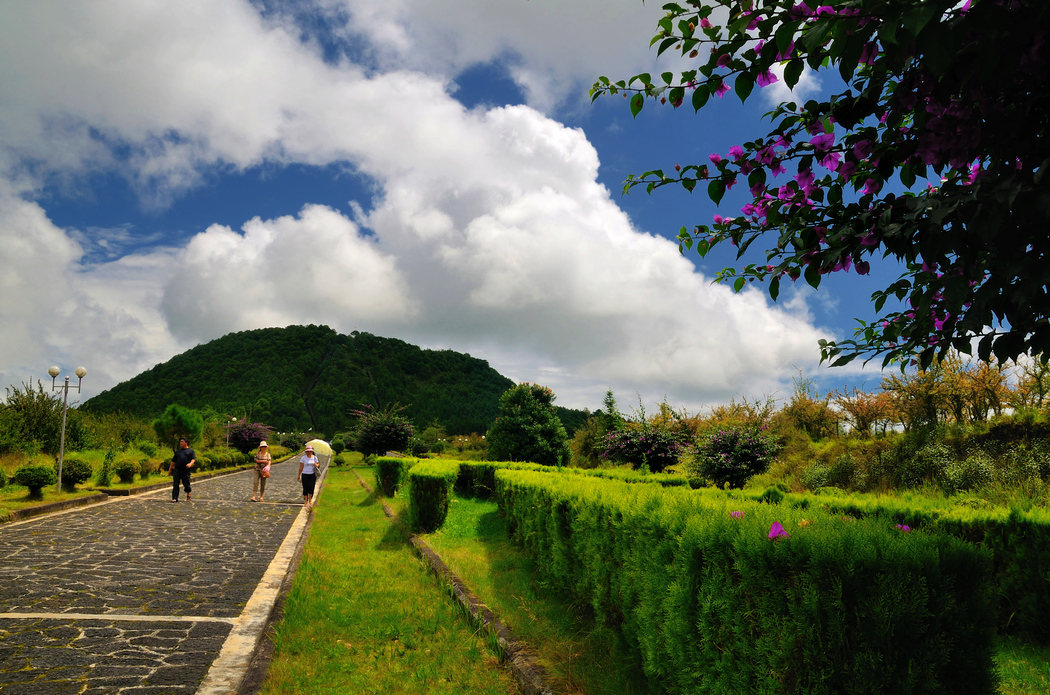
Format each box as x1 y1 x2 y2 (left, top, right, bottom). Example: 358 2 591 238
260 467 517 695
0 485 104 518
420 495 646 694
997 635 1050 695
421 492 1050 695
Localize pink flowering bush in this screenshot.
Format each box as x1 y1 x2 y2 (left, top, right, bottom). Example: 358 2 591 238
690 426 780 488
592 0 1050 369
599 427 688 473
229 421 276 455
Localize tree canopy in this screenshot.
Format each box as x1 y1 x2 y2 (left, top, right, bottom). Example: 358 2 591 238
151 404 203 454
591 0 1049 369
487 383 572 466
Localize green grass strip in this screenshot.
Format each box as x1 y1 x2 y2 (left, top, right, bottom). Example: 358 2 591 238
261 467 516 695
424 494 649 694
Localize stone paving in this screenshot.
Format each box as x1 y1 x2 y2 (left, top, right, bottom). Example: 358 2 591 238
0 455 324 694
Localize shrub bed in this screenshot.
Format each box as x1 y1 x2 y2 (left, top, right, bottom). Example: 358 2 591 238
495 470 997 695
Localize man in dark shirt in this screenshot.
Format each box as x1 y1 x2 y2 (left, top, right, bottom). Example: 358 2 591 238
169 437 196 503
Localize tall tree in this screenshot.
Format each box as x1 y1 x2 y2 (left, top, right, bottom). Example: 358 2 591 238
592 0 1049 369
487 383 572 466
152 404 204 454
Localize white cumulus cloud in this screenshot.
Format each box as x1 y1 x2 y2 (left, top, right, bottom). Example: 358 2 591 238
0 0 849 411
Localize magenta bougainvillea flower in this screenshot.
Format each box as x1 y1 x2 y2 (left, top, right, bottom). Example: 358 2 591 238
895 524 912 533
768 521 790 539
730 510 745 518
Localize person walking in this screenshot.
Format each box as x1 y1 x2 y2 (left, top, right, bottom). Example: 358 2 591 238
252 440 271 502
297 445 320 510
169 437 196 503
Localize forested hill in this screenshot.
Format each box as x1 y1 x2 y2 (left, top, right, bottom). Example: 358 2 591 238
83 325 558 437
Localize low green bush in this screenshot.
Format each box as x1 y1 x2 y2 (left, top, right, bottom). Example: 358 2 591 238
199 453 216 472
0 468 7 488
408 437 430 457
114 459 138 484
800 463 829 490
139 457 154 480
58 457 93 491
943 451 994 493
333 453 346 467
138 440 158 457
13 464 58 497
407 460 459 533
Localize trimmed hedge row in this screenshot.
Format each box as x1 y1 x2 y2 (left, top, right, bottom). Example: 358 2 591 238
407 460 460 533
454 460 689 500
495 469 998 695
374 456 414 497
759 488 1050 639
375 456 1048 640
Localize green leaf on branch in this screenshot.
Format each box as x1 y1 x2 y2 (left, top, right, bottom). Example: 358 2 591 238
733 276 746 293
900 164 916 188
708 179 726 204
630 93 644 118
769 274 781 301
993 332 1023 364
785 59 804 89
837 38 864 82
775 22 797 58
692 85 710 111
736 71 754 102
831 353 858 367
804 264 821 289
902 4 938 39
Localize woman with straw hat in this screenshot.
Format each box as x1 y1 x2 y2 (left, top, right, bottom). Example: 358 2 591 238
252 441 271 502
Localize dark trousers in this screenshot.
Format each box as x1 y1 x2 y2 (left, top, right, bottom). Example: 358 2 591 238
172 468 192 499
301 472 316 496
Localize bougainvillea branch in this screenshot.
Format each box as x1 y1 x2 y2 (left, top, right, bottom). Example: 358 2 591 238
591 0 1049 369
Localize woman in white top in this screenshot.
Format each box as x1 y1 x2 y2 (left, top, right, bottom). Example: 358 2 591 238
297 445 320 509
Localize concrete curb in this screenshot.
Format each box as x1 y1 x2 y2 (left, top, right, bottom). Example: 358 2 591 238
352 469 553 695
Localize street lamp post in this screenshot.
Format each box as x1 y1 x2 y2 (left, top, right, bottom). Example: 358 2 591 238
48 365 86 492
226 417 237 449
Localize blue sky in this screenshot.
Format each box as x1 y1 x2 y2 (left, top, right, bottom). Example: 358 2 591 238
0 0 896 413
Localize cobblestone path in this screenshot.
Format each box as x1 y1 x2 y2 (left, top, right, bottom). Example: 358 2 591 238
0 455 325 694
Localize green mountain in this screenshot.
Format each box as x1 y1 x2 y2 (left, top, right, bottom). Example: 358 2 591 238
83 325 589 437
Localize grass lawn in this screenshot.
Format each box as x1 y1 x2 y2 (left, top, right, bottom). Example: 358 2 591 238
259 467 517 695
0 485 104 519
